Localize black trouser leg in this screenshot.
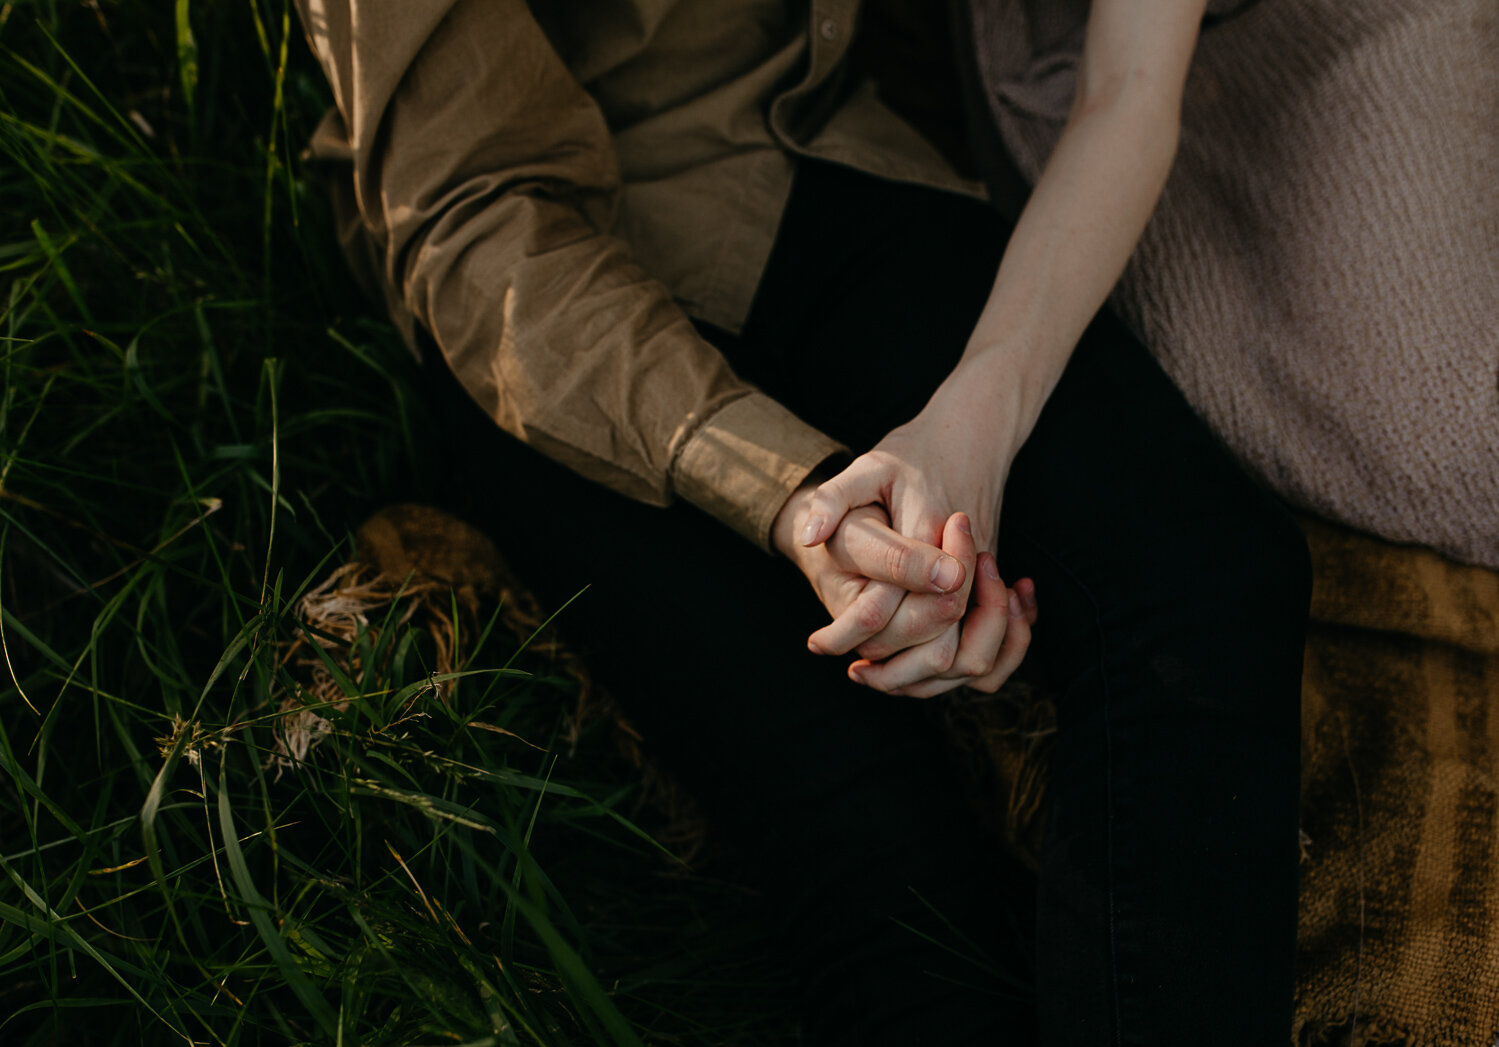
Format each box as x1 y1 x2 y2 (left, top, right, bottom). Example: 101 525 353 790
999 312 1308 1045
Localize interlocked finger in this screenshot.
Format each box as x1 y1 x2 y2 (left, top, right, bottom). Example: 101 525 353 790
846 512 978 661
849 620 964 693
855 553 1030 698
807 579 905 655
851 545 999 693
900 584 1031 698
825 508 967 596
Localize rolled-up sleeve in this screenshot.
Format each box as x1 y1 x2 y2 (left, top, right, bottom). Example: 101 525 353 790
295 0 843 547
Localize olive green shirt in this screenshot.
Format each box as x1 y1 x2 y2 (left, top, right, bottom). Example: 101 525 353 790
296 0 984 547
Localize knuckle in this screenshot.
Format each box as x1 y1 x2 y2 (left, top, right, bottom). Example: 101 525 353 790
882 542 912 583
935 593 964 622
951 652 988 678
928 635 959 674
856 600 888 633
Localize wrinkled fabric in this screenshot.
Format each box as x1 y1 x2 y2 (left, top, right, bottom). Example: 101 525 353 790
293 0 985 547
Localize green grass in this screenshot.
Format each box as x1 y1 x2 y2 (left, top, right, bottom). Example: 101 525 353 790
0 4 792 1044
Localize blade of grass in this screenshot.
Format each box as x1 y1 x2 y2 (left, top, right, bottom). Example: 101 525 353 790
174 0 198 123
495 879 644 1047
215 751 339 1037
139 727 193 950
500 755 556 965
29 219 92 324
0 857 191 1042
257 357 280 607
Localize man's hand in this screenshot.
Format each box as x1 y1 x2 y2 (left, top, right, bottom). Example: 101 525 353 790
826 511 1036 699
864 554 1035 699
773 481 973 662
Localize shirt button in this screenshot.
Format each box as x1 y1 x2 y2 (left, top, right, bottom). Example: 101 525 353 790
819 18 838 40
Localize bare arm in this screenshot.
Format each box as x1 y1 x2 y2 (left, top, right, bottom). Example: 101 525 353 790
796 0 1211 696
955 0 1211 456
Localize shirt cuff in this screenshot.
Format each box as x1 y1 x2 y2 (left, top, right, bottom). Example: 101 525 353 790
672 393 847 551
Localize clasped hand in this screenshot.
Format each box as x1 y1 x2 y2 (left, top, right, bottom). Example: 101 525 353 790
772 408 1037 698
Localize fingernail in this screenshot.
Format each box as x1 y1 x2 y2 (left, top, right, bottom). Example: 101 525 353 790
956 513 971 536
1020 582 1038 611
1008 591 1024 618
982 555 1001 581
931 555 963 592
800 514 825 546
807 639 824 655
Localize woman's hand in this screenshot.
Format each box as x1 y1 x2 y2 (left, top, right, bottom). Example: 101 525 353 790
797 358 1039 696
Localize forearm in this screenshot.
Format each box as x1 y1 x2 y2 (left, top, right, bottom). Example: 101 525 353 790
950 0 1209 448
960 94 1179 439
416 194 841 547
297 0 842 548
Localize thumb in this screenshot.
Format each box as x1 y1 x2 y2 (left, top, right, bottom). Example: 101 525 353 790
800 456 891 547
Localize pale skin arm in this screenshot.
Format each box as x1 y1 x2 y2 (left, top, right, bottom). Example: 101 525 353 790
782 0 1211 696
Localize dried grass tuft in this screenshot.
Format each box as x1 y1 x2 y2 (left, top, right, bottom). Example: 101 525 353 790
274 503 711 859
934 675 1057 868
270 504 595 772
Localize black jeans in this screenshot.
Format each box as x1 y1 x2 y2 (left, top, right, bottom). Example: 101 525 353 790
430 159 1310 1045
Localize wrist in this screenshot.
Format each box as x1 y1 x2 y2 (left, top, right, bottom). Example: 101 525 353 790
957 342 1057 444
913 356 1033 471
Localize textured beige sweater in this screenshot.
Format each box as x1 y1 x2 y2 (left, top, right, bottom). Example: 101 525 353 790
968 0 1499 568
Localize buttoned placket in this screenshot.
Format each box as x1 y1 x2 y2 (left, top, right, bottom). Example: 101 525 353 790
809 0 856 72
768 0 858 147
